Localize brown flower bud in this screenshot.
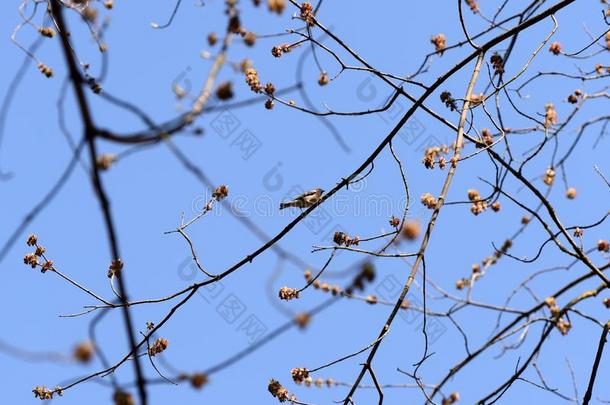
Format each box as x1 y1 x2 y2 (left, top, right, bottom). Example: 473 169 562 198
291 367 309 384
148 337 169 356
244 32 257 46
27 234 38 246
216 81 234 100
279 286 299 300
207 32 218 46
107 259 123 278
549 41 561 55
213 185 229 200
73 341 95 363
294 312 311 329
268 0 286 14
318 71 329 86
190 373 209 389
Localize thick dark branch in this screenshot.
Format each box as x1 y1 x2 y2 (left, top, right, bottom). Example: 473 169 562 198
49 1 148 403
582 320 610 405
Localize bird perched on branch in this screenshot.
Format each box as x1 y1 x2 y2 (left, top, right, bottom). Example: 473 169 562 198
280 188 324 210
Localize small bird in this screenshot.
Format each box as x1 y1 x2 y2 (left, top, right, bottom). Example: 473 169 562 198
280 188 324 210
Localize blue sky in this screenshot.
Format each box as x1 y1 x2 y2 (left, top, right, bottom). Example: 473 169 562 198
1 1 609 404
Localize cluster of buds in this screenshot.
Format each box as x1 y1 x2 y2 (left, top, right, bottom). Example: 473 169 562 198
603 298 610 309
606 31 610 49
264 82 276 96
476 128 494 148
294 312 311 329
549 41 562 55
491 201 501 212
104 0 113 9
113 390 135 405
455 277 471 290
333 231 360 247
148 337 169 356
402 220 421 240
490 52 504 74
431 33 446 54
212 184 229 200
521 215 530 224
566 187 577 199
300 2 315 25
189 372 209 389
598 239 609 253
38 27 55 38
442 392 460 405
268 0 286 14
107 259 123 278
440 91 457 111
23 234 53 273
421 193 438 209
544 297 571 335
567 89 583 104
38 63 53 78
542 167 555 186
263 82 276 109
467 189 487 215
245 67 262 92
73 341 95 363
389 216 400 228
422 145 449 169
27 234 38 247
318 71 329 86
544 297 561 317
33 386 62 400
544 103 558 128
278 286 299 301
23 252 39 269
216 81 234 100
96 153 117 170
271 44 292 57
573 227 584 237
268 379 296 402
291 367 310 384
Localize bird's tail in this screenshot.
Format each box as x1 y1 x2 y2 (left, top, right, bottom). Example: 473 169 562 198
279 201 293 210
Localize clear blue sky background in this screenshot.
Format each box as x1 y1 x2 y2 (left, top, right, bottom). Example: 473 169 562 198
1 1 609 404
